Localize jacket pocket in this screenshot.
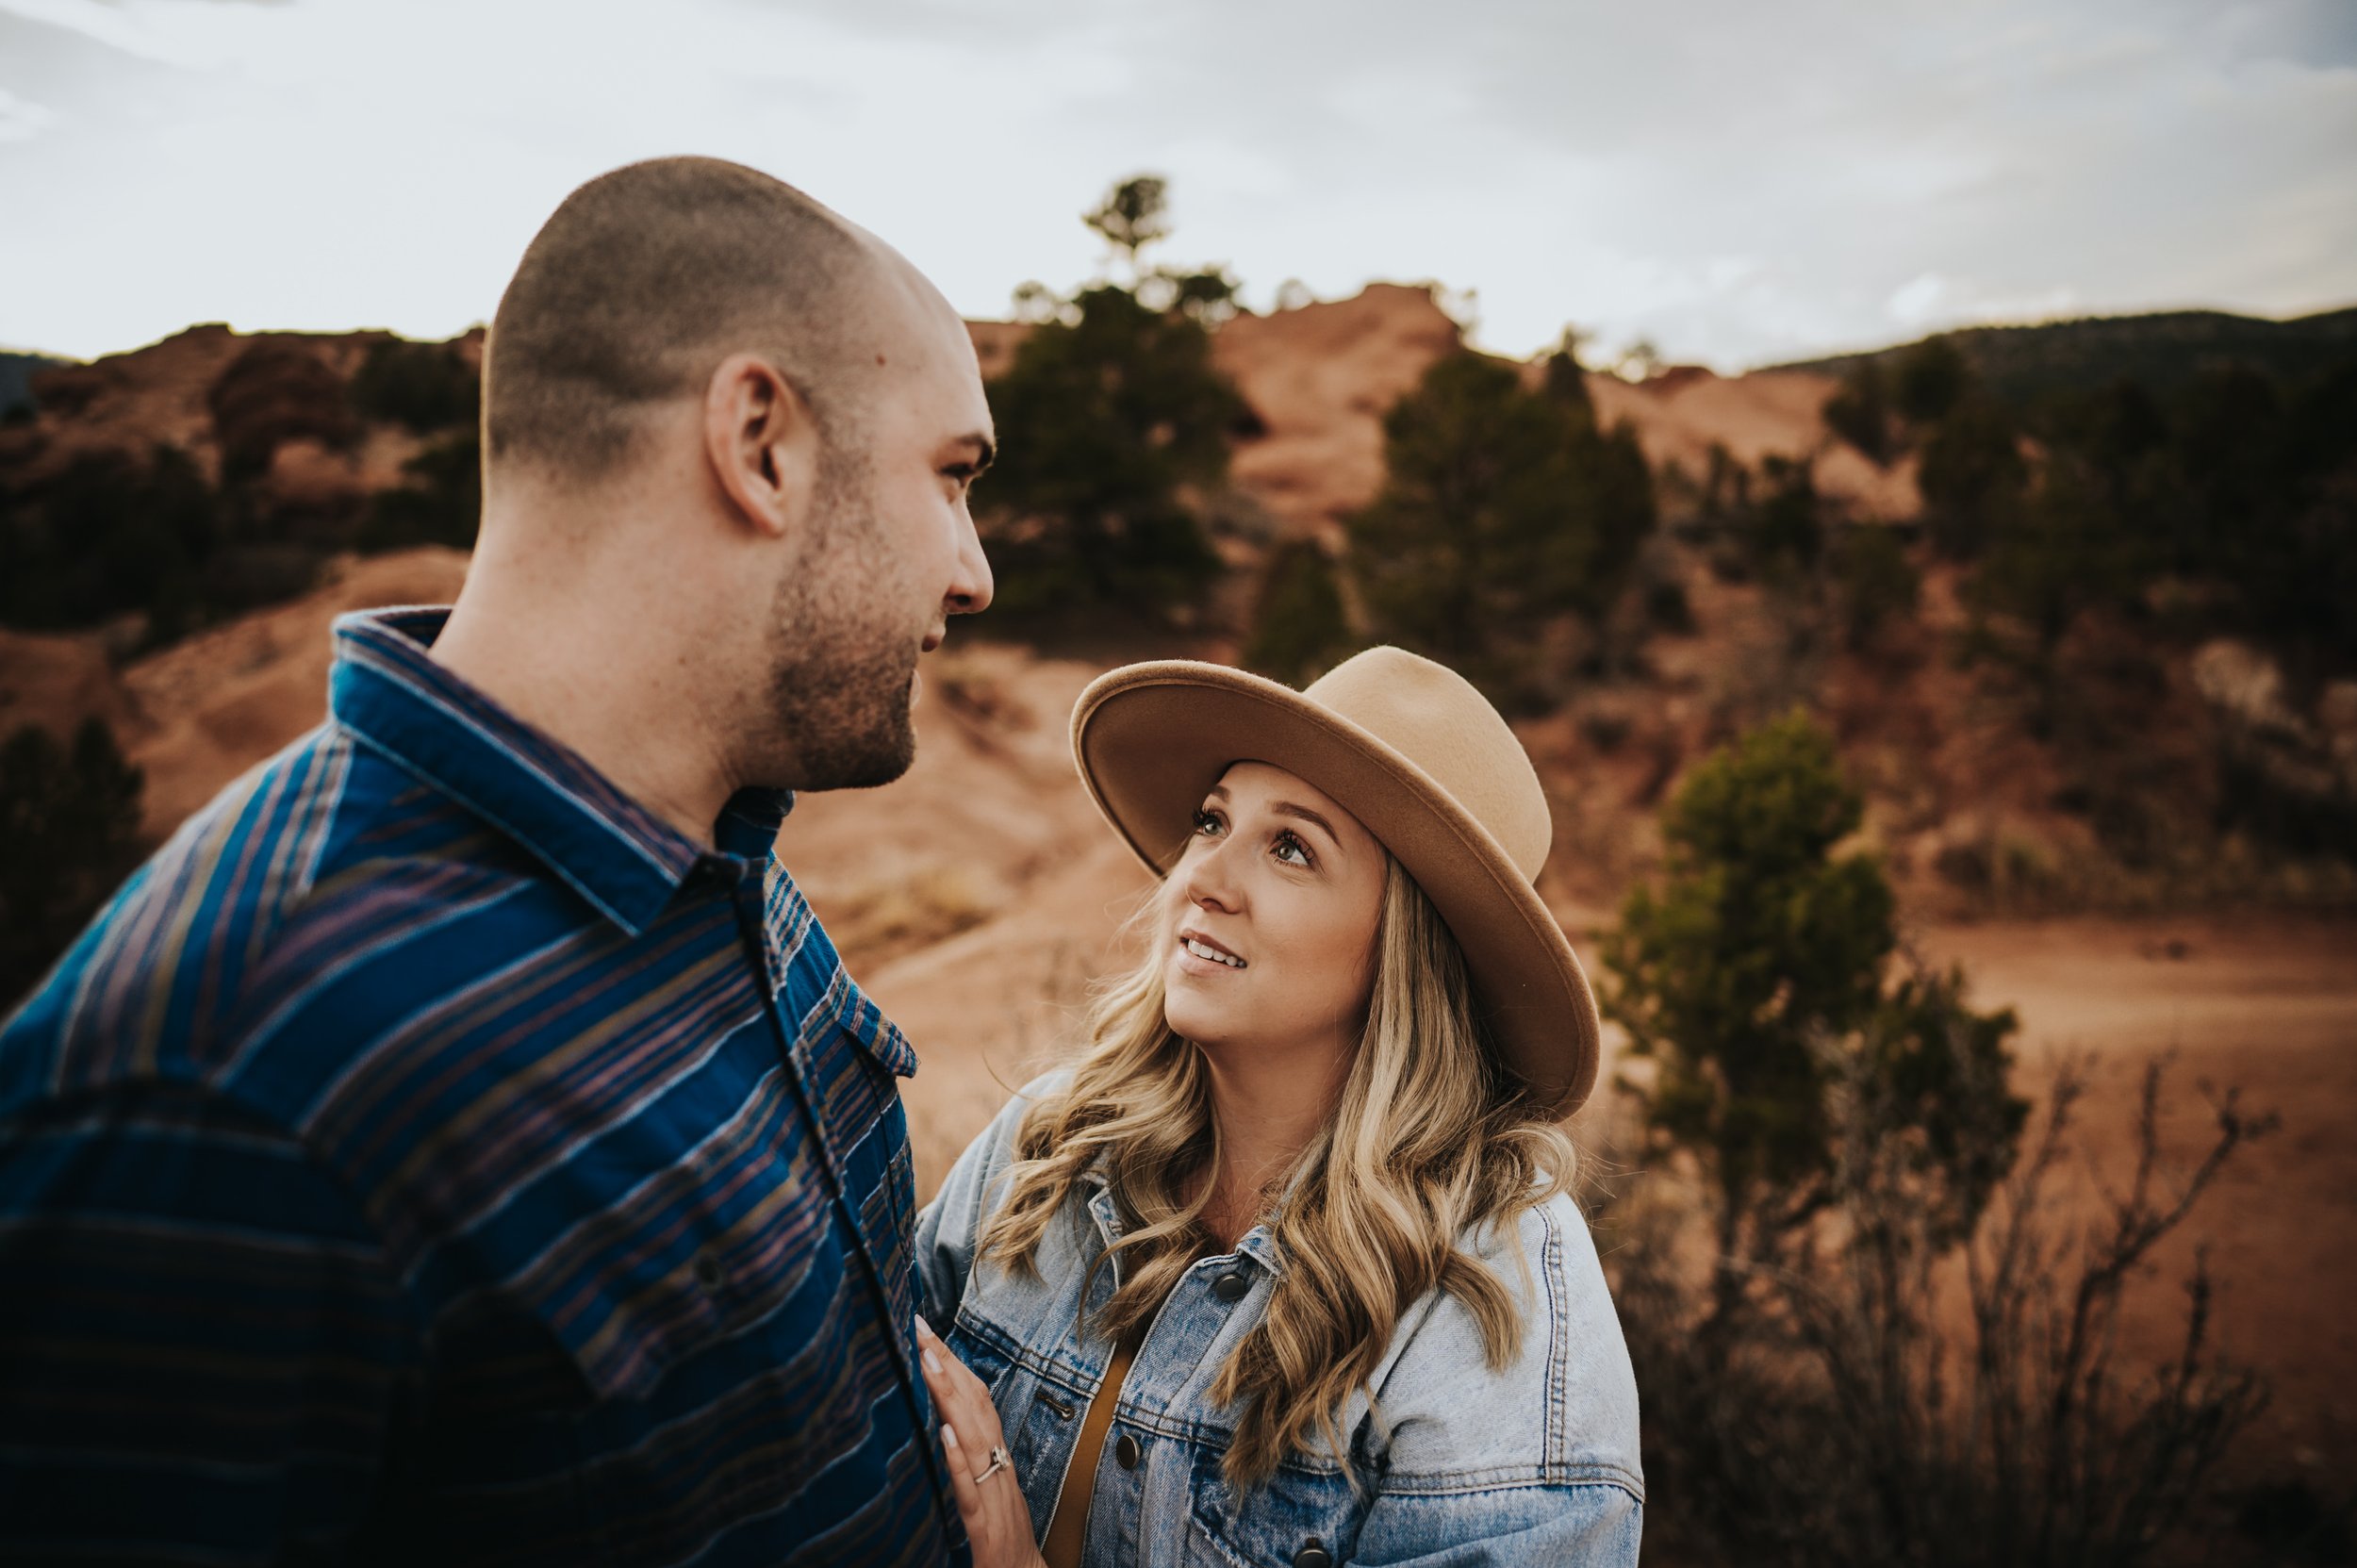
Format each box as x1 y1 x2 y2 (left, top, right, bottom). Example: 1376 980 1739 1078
1188 1444 1367 1568
948 1305 1082 1543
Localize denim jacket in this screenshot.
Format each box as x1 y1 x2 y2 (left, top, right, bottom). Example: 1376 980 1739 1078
915 1076 1643 1566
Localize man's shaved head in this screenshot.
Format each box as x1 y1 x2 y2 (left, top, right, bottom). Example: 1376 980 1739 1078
452 155 994 814
486 157 891 483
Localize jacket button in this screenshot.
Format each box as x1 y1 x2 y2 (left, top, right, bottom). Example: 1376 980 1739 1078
1293 1540 1333 1568
1211 1271 1249 1302
1113 1432 1142 1470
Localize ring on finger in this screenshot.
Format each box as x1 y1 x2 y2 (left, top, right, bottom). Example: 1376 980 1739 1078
972 1443 1009 1484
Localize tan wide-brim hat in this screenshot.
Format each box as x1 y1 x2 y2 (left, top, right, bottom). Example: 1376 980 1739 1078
1069 646 1601 1117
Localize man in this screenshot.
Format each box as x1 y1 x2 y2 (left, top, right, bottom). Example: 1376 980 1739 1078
0 157 994 1564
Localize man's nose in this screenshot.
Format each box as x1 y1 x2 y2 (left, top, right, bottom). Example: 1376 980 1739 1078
948 509 994 616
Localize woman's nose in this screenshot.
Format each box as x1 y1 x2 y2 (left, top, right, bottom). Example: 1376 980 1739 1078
1182 836 1244 914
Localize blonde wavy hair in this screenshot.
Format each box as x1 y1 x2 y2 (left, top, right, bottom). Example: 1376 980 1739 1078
977 854 1577 1491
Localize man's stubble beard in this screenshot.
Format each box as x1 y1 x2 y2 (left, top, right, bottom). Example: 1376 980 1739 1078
763 458 921 792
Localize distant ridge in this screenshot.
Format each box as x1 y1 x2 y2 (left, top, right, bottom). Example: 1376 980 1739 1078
1772 305 2357 407
0 350 74 418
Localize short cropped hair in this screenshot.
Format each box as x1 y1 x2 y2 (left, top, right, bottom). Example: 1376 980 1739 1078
485 157 877 485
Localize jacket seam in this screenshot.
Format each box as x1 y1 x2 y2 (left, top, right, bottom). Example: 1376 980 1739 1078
1543 1199 1569 1465
1377 1464 1646 1501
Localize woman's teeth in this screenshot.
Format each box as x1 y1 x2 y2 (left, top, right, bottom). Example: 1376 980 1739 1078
1183 937 1245 968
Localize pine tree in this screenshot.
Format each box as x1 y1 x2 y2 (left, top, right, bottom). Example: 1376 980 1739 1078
1345 349 1654 707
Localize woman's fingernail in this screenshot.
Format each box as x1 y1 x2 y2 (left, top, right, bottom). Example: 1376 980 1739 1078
943 1422 961 1448
922 1347 941 1374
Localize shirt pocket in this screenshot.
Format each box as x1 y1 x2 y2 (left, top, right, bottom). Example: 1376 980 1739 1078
489 1061 836 1405
1188 1444 1368 1568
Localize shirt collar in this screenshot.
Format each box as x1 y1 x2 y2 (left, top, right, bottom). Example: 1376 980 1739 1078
327 606 795 936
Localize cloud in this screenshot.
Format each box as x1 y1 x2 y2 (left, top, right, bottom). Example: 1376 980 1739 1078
0 84 56 140
1886 272 2082 331
0 0 232 65
0 0 2349 367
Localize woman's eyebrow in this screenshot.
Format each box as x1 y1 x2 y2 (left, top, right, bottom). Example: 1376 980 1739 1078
1270 801 1342 850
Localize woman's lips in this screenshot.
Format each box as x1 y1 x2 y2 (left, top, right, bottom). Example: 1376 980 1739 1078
1175 933 1247 977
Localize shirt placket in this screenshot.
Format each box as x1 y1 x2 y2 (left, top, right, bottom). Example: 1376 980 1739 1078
720 861 961 1546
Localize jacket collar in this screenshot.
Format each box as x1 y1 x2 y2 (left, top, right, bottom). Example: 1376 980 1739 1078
327 606 794 936
1080 1165 1287 1278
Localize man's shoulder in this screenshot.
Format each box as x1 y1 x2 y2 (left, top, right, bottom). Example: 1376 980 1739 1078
5 727 349 1102
2 725 556 1123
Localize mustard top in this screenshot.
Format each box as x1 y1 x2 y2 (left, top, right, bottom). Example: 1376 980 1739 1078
1041 1328 1144 1568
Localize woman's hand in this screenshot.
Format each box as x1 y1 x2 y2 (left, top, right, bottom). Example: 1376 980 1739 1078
916 1315 1045 1568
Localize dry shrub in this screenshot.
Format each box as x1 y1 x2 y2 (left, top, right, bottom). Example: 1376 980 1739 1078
1597 1054 2276 1568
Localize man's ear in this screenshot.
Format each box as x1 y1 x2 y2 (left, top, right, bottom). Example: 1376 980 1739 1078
702 353 820 539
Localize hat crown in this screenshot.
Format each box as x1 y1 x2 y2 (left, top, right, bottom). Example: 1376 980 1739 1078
1302 647 1553 880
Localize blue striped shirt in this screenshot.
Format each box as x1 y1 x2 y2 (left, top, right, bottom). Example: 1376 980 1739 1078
0 607 960 1566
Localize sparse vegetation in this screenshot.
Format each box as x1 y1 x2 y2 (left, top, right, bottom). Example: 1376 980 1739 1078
1344 346 1654 708
1892 334 1970 424
1602 711 2007 1333
0 446 247 644
973 176 1249 624
208 340 356 483
1751 454 1823 578
1 718 145 1007
1083 174 1172 281
1832 523 1920 651
1642 575 1696 636
1241 537 1352 686
0 351 67 424
1823 355 1895 466
1598 710 2276 1567
358 430 481 553
349 338 479 434
1918 396 2027 560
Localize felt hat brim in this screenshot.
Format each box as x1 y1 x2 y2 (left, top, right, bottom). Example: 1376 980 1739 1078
1070 660 1600 1117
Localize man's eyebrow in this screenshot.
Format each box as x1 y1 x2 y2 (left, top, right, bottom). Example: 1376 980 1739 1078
948 433 995 473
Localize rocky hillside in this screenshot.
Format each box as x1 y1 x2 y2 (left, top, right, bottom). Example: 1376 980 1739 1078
5 286 2352 936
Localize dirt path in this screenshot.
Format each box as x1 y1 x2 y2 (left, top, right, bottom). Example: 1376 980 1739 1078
1916 913 2357 1480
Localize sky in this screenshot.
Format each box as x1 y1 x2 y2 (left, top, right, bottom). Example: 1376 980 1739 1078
2 0 2353 371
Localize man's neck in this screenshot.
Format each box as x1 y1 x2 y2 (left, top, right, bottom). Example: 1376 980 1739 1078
428 565 739 849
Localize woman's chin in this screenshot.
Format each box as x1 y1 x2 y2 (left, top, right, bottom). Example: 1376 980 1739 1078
1162 999 1233 1050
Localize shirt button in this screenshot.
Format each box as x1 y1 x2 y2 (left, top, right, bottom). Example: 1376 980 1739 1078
692 1249 727 1294
1293 1541 1333 1568
1113 1432 1142 1470
1211 1271 1249 1302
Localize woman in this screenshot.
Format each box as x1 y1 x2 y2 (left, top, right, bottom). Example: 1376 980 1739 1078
914 647 1641 1567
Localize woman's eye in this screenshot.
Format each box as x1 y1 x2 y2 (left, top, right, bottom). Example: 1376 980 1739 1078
1274 833 1311 867
1193 809 1224 836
